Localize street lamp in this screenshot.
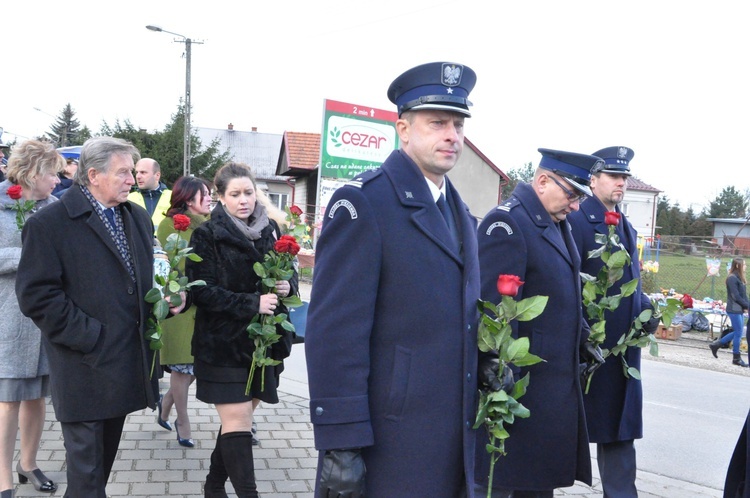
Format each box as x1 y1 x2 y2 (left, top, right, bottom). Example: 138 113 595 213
146 25 203 177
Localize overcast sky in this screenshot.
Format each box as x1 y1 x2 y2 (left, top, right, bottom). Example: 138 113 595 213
3 0 748 213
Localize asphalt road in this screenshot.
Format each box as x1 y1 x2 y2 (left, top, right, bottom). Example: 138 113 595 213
637 358 749 490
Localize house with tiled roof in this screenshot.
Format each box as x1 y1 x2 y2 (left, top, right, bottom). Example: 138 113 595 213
275 131 320 217
194 124 294 209
276 133 510 229
622 176 662 240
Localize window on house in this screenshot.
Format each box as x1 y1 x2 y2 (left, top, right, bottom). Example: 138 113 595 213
267 192 289 211
621 203 629 216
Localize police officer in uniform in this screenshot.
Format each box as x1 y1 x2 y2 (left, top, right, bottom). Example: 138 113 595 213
306 62 493 497
475 149 605 497
569 146 658 498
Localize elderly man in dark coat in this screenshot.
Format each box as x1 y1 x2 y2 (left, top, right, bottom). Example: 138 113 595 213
475 149 605 497
569 146 658 497
15 136 185 498
305 62 488 498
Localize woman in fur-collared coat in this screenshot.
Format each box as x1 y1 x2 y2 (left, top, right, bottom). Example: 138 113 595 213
186 162 298 498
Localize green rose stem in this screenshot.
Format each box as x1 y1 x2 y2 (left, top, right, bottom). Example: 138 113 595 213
244 237 303 396
144 219 205 379
474 278 547 498
580 215 681 393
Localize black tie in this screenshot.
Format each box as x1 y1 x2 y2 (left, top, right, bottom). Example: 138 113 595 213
437 194 459 246
104 207 117 230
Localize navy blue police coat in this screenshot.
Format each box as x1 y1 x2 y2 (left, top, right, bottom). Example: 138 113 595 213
475 182 592 490
305 149 481 498
568 197 644 443
725 405 750 498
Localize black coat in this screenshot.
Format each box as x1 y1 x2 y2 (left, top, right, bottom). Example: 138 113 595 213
186 203 297 370
15 185 158 422
475 182 592 490
569 197 645 443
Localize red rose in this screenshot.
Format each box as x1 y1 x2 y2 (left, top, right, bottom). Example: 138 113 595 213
497 274 524 297
274 234 300 256
290 205 303 216
7 185 22 200
604 211 621 226
172 214 191 232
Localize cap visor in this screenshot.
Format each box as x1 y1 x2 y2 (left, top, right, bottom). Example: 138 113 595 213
562 177 592 198
406 103 471 117
600 168 632 176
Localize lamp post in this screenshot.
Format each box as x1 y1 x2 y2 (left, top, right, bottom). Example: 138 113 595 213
146 25 202 177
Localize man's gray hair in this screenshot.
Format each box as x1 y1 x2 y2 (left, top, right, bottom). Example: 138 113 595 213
75 136 141 186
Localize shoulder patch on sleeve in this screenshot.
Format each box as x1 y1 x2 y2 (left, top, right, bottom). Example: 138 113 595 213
486 221 513 236
328 199 358 220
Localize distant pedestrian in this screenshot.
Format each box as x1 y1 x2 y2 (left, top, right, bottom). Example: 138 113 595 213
710 257 749 367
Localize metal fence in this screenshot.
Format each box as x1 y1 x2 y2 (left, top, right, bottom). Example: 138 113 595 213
640 235 750 303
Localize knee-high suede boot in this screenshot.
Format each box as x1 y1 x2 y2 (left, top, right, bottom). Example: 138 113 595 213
220 431 259 498
205 426 229 498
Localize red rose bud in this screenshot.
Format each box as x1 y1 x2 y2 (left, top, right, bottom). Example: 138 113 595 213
274 234 301 256
604 211 621 226
7 185 23 200
172 214 191 232
497 274 524 297
290 205 303 216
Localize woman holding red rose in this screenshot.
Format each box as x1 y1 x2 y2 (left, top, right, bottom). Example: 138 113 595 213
154 176 212 447
0 140 64 497
186 162 298 497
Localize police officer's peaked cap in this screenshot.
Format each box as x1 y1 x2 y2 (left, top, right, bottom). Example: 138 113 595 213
387 62 476 117
590 146 634 176
538 148 604 198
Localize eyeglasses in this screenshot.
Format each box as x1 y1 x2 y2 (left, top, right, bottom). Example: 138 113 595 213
548 175 587 203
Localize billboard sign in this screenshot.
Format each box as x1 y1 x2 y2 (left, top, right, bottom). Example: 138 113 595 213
317 99 398 210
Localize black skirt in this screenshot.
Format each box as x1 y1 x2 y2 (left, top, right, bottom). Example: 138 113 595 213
194 359 283 405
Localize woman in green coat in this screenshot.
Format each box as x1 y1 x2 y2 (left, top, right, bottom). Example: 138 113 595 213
155 176 211 447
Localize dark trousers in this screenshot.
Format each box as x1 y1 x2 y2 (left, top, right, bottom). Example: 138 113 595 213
61 415 127 498
597 440 637 498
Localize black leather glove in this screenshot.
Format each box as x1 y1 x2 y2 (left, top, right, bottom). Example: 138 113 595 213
642 314 660 334
478 354 515 393
319 449 366 498
640 294 660 334
580 341 605 374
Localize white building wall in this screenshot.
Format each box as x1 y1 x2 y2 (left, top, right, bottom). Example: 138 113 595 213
622 190 658 239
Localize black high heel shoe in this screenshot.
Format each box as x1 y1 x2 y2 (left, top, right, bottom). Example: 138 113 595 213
16 462 57 492
1 489 15 498
175 419 194 448
156 394 172 431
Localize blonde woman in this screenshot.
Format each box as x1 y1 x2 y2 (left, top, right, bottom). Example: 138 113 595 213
0 140 63 497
